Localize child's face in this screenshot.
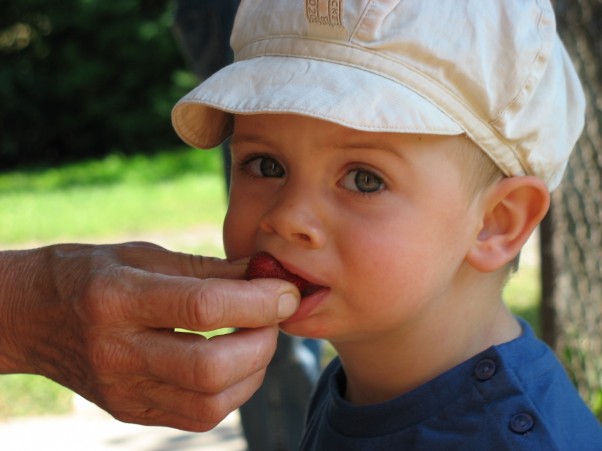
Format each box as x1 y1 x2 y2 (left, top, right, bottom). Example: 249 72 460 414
224 114 483 342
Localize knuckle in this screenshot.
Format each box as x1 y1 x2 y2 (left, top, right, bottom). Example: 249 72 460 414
189 254 221 275
189 253 209 275
101 380 158 424
77 266 122 320
189 282 231 330
192 350 230 393
190 394 230 426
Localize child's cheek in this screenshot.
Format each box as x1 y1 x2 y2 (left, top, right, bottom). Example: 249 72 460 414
223 208 255 261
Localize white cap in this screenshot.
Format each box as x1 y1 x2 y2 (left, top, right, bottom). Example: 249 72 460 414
172 0 585 190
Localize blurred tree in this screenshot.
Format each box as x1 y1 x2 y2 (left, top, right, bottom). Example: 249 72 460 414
541 0 602 419
0 0 196 169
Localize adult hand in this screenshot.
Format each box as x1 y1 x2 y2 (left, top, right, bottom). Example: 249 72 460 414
0 242 300 431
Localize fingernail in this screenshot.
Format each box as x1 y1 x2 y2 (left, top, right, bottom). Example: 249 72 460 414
277 293 300 320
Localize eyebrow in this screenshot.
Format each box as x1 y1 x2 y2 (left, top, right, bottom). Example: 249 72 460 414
231 133 274 148
331 137 403 156
233 130 408 157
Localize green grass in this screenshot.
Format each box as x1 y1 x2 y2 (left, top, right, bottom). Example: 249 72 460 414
0 148 227 244
0 375 73 419
504 264 541 334
0 149 543 419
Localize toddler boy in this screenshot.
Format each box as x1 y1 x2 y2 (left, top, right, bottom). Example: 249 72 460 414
172 0 602 449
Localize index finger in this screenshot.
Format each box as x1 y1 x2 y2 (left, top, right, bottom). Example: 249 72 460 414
120 269 300 331
110 242 247 280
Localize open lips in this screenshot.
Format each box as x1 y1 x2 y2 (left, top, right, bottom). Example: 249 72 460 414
245 252 323 298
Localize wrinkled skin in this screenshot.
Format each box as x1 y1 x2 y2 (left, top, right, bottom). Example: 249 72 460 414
0 242 299 431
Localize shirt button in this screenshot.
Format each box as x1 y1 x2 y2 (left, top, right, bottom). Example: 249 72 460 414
509 413 535 434
474 358 497 381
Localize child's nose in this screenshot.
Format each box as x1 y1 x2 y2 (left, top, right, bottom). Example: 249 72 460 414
259 188 326 249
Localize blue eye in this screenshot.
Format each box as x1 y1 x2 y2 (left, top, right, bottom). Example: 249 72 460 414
247 156 285 178
341 169 384 193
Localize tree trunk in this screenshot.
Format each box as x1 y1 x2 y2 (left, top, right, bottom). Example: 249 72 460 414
541 0 602 418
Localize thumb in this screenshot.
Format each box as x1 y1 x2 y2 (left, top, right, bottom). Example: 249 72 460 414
127 275 301 330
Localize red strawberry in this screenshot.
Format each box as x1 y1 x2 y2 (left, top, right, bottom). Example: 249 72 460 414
246 252 318 296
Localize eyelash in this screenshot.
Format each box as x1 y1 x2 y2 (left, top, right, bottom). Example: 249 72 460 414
341 167 386 195
238 155 386 195
238 154 285 179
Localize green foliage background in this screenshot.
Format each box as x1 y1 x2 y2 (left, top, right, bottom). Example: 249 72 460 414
0 0 197 170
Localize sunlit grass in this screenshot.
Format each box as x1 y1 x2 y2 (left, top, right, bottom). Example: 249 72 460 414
504 264 541 334
0 148 227 245
0 375 72 420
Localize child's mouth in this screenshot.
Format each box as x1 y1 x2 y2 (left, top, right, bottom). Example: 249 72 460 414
245 252 323 298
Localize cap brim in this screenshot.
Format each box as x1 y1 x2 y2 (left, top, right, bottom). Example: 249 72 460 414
172 56 463 149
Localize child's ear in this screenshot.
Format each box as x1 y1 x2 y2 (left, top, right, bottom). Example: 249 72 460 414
466 176 550 273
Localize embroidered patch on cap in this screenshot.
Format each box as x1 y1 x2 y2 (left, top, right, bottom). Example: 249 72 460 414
306 0 343 27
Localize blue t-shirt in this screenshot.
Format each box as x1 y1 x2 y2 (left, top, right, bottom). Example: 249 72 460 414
300 320 602 450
